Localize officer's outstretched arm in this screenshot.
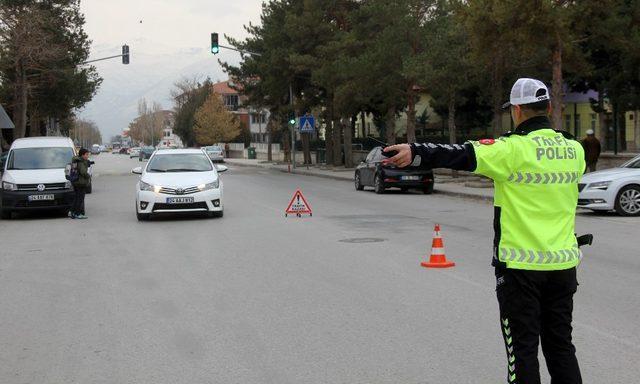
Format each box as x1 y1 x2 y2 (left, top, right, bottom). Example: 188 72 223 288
383 142 476 171
384 139 513 182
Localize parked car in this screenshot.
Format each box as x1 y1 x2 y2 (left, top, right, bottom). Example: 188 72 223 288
578 154 640 216
1 137 76 219
203 145 225 163
91 144 101 155
139 146 154 161
132 149 227 220
354 146 435 194
129 147 141 158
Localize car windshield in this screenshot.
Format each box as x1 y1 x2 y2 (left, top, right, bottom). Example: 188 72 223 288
147 153 213 172
621 156 640 169
7 147 74 170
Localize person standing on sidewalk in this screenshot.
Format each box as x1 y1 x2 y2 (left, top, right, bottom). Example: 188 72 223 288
580 129 601 172
383 78 585 384
70 148 91 219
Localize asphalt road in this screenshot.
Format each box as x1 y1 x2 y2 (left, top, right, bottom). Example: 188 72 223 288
1 153 638 383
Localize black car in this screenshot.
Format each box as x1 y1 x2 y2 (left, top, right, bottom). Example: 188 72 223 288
354 146 434 194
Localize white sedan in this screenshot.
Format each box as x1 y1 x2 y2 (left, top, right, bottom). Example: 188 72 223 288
132 149 227 221
578 154 640 216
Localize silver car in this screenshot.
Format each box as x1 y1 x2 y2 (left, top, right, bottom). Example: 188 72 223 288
203 145 225 163
578 154 640 216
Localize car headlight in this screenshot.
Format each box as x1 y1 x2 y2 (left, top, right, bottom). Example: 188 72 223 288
139 180 155 191
2 181 16 191
198 180 219 191
64 180 72 189
587 181 611 190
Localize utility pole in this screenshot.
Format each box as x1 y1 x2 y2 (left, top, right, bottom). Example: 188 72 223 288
290 83 295 169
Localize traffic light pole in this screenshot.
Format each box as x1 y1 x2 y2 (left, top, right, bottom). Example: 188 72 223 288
80 54 126 65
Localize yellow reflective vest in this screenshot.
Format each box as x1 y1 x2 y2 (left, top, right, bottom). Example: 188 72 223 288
471 127 585 271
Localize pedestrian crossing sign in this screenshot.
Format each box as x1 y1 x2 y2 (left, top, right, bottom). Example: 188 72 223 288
298 115 315 133
285 189 313 217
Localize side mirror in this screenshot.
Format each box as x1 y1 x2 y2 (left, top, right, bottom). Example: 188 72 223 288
132 167 142 175
215 164 228 173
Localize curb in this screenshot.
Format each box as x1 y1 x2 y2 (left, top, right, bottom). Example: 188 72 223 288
226 160 494 203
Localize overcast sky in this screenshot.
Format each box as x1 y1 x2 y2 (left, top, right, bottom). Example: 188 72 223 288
78 0 263 140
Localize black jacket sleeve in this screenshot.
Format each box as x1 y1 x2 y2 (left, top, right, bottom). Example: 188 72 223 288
409 142 477 172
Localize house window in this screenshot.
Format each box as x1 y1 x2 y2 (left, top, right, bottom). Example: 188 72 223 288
251 113 266 124
225 95 239 109
575 114 581 133
564 114 571 131
591 114 597 130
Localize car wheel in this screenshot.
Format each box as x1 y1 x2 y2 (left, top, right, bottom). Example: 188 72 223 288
614 185 640 216
423 182 434 195
1 209 11 220
137 211 150 221
354 172 364 191
374 174 385 194
400 187 409 192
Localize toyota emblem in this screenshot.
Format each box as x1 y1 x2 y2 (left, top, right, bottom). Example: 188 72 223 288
37 184 46 192
176 188 184 195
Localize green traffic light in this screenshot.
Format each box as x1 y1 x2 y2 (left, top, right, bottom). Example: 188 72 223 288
211 46 220 54
289 118 296 125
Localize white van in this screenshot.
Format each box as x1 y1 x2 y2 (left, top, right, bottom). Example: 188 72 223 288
1 137 76 219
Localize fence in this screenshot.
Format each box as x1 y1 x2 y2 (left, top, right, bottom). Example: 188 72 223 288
250 143 281 153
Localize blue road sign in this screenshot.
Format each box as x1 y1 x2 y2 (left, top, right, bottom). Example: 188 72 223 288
298 115 315 132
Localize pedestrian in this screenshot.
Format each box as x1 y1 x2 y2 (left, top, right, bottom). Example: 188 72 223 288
383 78 585 384
580 129 601 172
70 148 91 219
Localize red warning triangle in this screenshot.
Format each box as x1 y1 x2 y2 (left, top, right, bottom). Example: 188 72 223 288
285 189 313 217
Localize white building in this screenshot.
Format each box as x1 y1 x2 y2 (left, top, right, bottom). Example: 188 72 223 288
157 110 183 148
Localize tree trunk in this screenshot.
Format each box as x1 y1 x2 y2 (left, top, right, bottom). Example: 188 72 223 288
13 61 28 139
332 118 343 166
551 35 563 130
406 83 417 143
385 106 396 145
597 91 607 150
324 119 333 166
491 55 504 138
267 118 273 161
634 110 639 151
448 96 457 178
343 117 353 168
283 122 291 163
29 110 41 137
302 133 311 164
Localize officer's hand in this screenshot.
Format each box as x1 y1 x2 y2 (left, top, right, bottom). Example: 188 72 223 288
382 144 412 168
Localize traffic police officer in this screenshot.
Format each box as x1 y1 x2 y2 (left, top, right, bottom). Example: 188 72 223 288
384 78 585 384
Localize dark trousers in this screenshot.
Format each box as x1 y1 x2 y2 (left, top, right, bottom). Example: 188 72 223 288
71 186 86 215
495 266 581 384
585 161 597 173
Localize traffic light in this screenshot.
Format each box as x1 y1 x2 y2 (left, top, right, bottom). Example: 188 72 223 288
289 115 296 126
211 33 220 54
122 44 130 64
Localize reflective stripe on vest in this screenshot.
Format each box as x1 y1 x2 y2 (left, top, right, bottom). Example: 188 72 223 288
507 171 581 184
499 246 581 264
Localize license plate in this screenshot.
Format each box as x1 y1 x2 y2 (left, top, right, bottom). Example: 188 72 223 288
166 197 194 204
28 194 54 201
401 176 420 181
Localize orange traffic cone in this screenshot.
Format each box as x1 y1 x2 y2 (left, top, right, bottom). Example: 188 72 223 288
421 224 455 268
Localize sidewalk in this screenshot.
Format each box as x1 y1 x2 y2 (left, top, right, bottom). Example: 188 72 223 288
225 158 494 202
